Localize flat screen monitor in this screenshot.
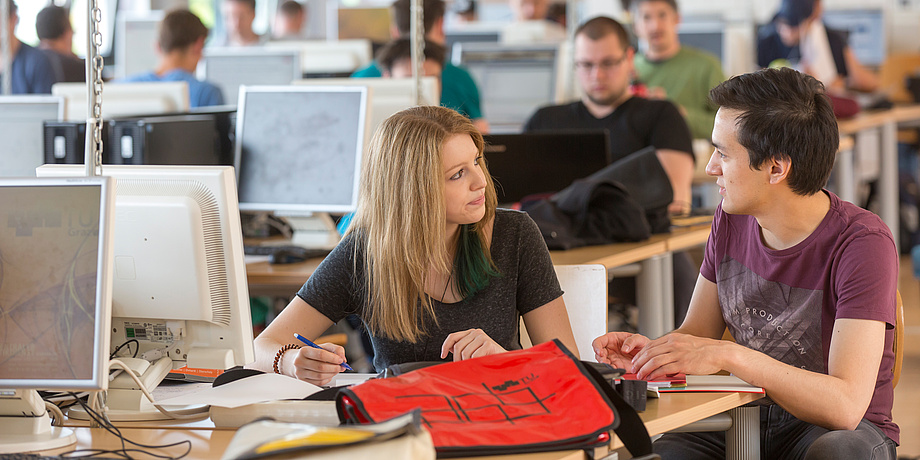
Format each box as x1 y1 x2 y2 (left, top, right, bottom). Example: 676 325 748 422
236 86 367 249
52 81 190 122
445 22 504 53
265 39 372 77
677 19 725 65
36 165 254 421
0 96 64 177
292 77 439 145
197 48 301 104
114 10 165 80
453 43 565 133
822 9 886 67
483 131 611 204
0 176 115 452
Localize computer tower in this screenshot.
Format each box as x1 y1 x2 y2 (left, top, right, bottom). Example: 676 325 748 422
43 121 110 165
107 114 222 166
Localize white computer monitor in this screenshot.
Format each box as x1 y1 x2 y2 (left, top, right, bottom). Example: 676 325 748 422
292 76 439 145
0 96 65 177
197 48 302 105
452 42 569 133
115 10 165 80
236 86 367 249
0 176 115 452
36 165 254 421
52 81 191 122
264 39 372 76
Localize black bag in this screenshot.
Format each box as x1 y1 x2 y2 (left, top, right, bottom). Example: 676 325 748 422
522 178 651 250
588 146 674 234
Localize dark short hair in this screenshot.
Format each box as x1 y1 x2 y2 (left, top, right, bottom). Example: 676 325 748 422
278 0 304 17
391 0 445 36
36 5 71 40
376 38 445 72
709 67 838 196
574 16 631 51
158 9 209 54
225 0 256 11
631 0 678 13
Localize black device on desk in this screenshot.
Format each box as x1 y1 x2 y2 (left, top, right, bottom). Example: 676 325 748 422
483 131 611 204
43 120 109 165
245 244 331 264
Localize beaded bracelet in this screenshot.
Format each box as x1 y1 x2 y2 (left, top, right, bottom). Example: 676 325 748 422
273 343 301 375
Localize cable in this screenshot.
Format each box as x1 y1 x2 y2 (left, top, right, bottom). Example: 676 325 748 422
107 359 210 420
44 401 66 427
110 339 139 359
64 392 192 460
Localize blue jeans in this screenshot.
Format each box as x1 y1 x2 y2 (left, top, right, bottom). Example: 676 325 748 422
653 404 897 460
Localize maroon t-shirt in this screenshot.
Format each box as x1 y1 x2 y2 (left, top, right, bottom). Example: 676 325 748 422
701 191 899 443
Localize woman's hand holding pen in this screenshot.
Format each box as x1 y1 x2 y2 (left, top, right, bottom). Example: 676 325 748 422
441 328 506 362
287 342 347 386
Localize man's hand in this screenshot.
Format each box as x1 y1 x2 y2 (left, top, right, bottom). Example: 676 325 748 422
592 332 650 371
630 333 727 380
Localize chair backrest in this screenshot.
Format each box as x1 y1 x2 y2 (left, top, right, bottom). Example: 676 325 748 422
520 264 608 362
894 290 904 388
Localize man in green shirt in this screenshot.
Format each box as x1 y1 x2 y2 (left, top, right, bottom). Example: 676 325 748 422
632 0 724 139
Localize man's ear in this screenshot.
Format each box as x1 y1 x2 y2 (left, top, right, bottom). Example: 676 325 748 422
768 156 792 185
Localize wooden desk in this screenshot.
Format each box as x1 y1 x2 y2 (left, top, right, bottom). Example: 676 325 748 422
246 257 322 297
41 390 758 460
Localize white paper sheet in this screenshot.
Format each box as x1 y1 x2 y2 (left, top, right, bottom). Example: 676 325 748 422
156 373 322 408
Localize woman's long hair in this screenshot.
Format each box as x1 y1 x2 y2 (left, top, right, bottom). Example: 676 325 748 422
347 106 498 342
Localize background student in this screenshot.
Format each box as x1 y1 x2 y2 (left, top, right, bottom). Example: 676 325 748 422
36 5 84 83
757 0 878 93
272 0 306 41
251 106 578 386
594 67 898 459
351 0 489 133
120 9 224 108
631 0 724 140
212 0 265 47
524 16 697 325
0 0 57 94
377 37 445 83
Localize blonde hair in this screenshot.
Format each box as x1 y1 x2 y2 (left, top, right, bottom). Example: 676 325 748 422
347 106 498 342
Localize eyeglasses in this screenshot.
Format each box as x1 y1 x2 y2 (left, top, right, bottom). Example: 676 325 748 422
574 54 628 73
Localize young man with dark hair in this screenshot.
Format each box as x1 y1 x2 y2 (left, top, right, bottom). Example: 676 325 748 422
524 15 697 325
593 67 898 459
121 9 223 108
214 0 264 47
631 0 724 139
351 0 488 133
0 0 58 94
36 5 84 83
272 0 306 40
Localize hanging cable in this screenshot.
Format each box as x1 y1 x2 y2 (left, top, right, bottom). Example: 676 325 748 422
409 0 424 106
85 0 105 177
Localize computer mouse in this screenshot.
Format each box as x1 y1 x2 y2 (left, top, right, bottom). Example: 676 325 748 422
269 247 308 265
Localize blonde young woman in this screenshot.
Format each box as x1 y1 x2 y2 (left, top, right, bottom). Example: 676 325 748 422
252 106 578 386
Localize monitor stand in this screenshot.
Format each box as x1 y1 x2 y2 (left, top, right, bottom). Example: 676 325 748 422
66 357 206 422
0 389 76 453
285 212 340 250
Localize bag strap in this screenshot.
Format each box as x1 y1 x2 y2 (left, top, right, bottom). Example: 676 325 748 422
582 362 655 457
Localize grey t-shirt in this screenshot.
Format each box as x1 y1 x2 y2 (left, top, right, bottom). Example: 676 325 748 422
297 208 564 371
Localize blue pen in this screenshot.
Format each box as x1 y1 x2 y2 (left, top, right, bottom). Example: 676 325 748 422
294 333 354 371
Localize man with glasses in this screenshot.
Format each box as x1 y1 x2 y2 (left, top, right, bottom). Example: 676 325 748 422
524 16 696 326
524 16 694 216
